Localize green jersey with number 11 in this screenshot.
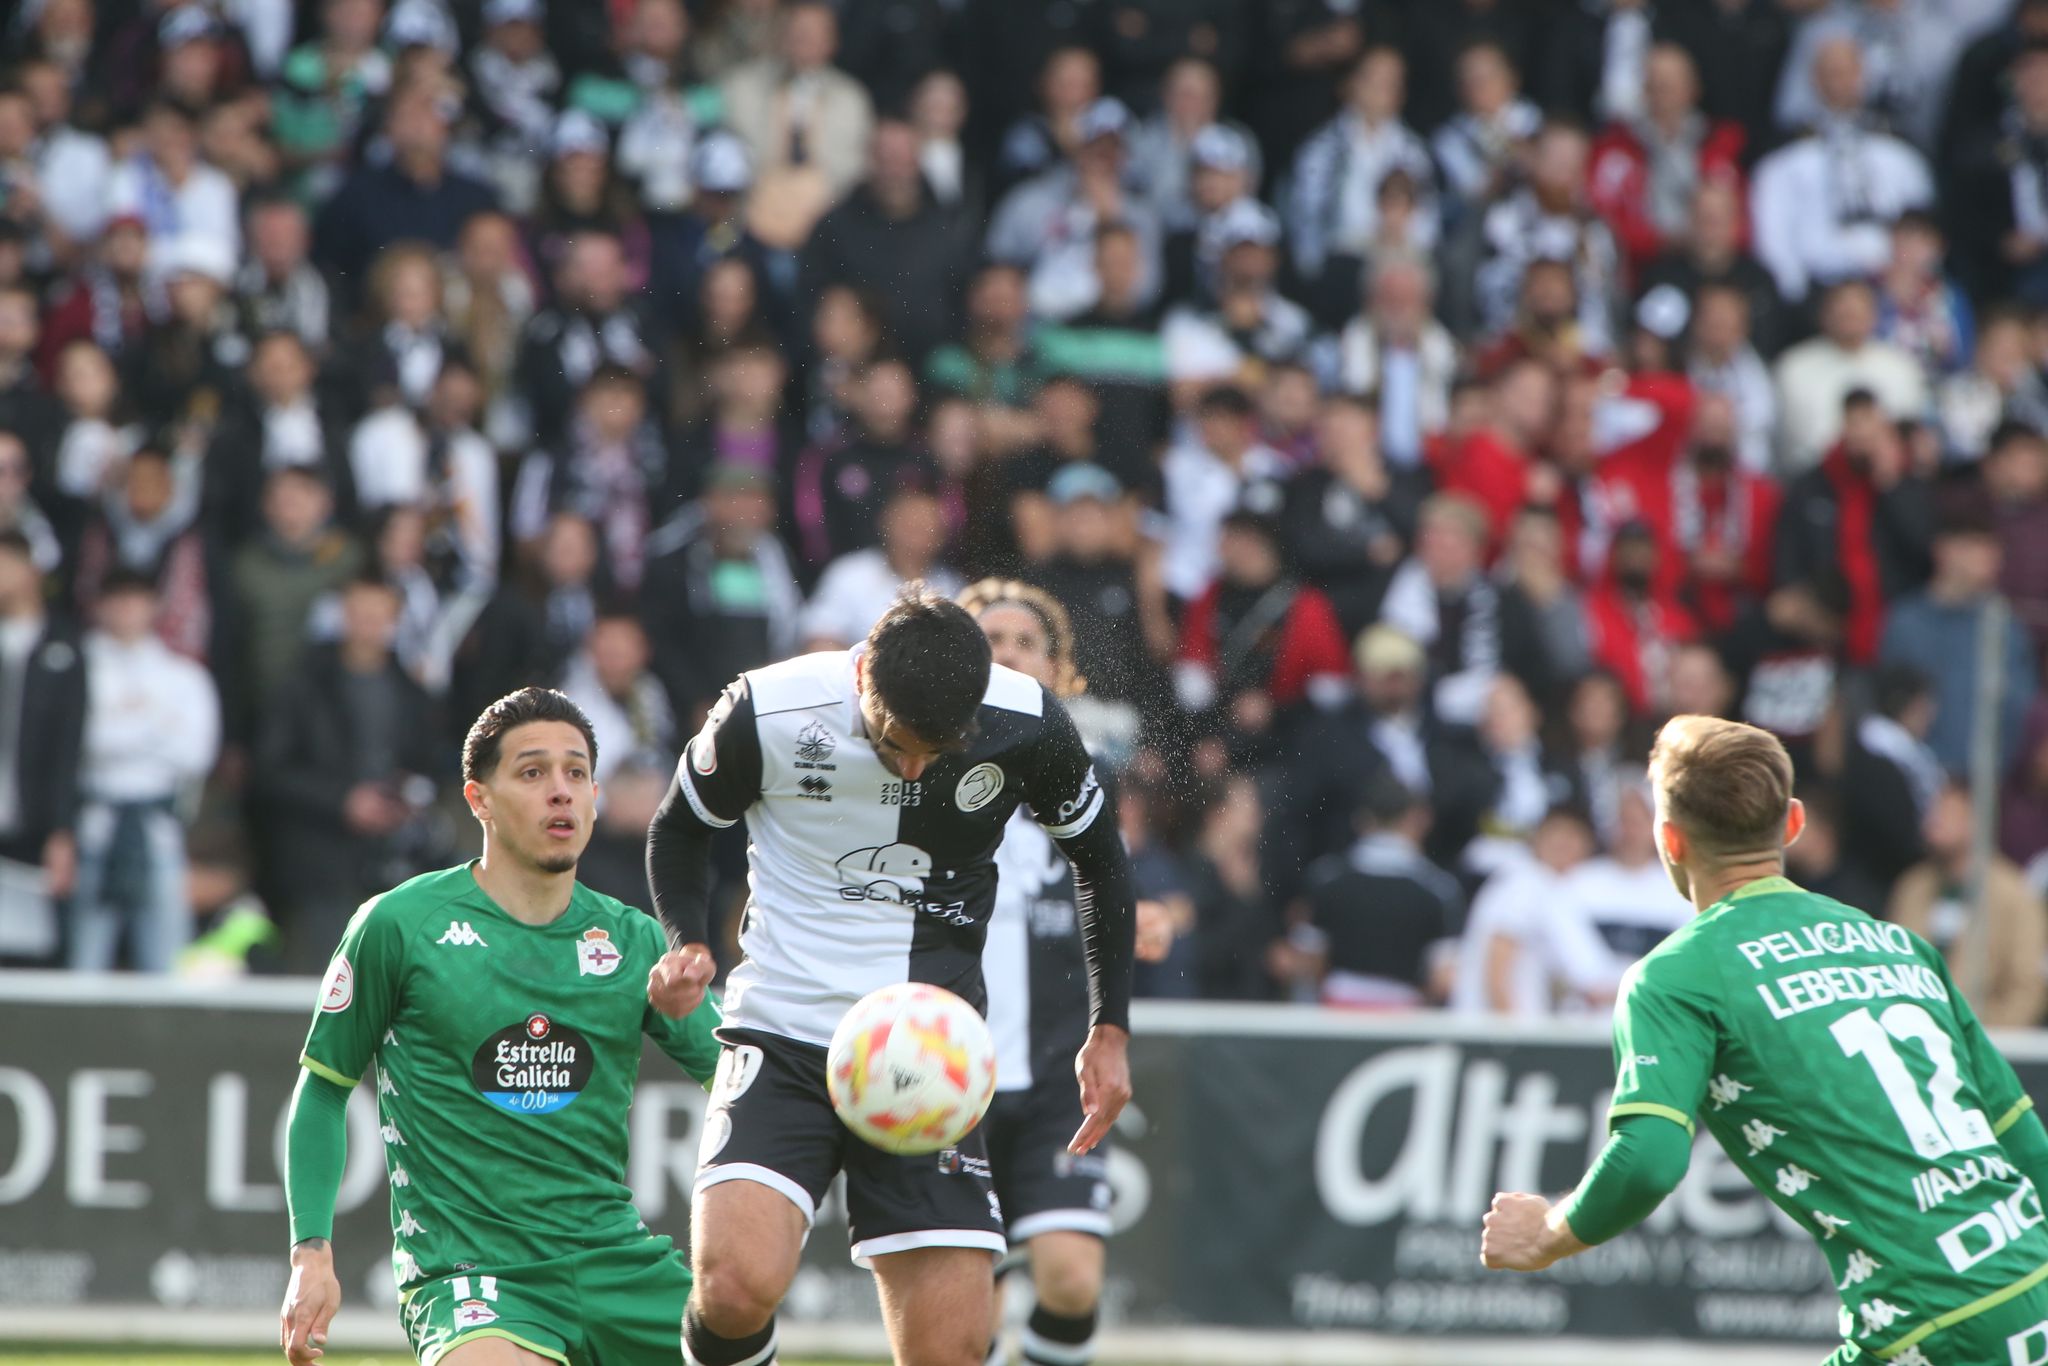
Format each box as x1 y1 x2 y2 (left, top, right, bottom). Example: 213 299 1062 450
299 865 721 1291
1610 876 2047 1360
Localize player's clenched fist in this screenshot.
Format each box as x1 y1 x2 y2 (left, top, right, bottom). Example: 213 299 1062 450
647 943 716 1018
1480 1192 1573 1272
279 1239 341 1365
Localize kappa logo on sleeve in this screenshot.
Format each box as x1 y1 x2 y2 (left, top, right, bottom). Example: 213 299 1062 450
320 957 354 1013
437 921 489 948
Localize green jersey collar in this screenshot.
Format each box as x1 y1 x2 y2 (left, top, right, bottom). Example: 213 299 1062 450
1721 874 1801 906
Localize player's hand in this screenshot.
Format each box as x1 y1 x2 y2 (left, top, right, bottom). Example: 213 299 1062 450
1070 1023 1132 1155
279 1239 341 1364
1134 901 1175 963
1480 1192 1576 1272
647 944 716 1019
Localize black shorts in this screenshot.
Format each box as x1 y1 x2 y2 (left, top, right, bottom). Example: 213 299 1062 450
981 1081 1112 1246
695 1028 1007 1264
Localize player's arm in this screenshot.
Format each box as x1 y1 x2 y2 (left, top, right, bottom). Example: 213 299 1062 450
281 899 401 1365
1938 951 2048 1194
636 916 727 1086
1024 692 1137 1155
644 679 762 1017
1483 957 1713 1272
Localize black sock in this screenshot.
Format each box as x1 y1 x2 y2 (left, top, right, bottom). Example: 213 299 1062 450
683 1306 777 1366
1020 1305 1096 1366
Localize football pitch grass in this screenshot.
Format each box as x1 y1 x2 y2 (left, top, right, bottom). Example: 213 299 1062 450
0 1356 880 1366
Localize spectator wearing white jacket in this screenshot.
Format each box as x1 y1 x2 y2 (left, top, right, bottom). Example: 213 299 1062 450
70 570 220 972
1323 253 1458 470
1750 38 1933 304
1773 279 1929 472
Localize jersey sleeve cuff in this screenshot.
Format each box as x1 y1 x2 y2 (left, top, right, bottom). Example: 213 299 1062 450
1996 1095 2037 1137
1608 1101 1695 1136
675 755 738 830
1040 786 1104 840
300 1054 359 1089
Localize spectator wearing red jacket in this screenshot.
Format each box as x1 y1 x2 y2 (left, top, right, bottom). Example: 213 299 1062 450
1600 389 1781 635
1536 368 1693 583
1588 43 1746 283
1175 505 1352 755
1585 520 1700 714
1428 360 1551 552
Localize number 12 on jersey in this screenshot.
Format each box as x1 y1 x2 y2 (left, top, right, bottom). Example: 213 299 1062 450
1832 1003 1996 1160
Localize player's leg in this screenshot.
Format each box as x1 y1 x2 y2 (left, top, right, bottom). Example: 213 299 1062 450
572 1235 698 1366
844 1118 1007 1365
686 1032 844 1366
872 1245 1000 1366
1018 1232 1105 1366
687 1179 806 1363
997 1084 1113 1366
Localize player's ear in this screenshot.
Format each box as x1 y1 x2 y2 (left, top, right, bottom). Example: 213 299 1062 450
1659 817 1686 866
462 777 488 822
1783 798 1806 850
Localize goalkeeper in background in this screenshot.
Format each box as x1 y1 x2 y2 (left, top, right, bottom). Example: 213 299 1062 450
278 688 721 1366
1483 714 2048 1365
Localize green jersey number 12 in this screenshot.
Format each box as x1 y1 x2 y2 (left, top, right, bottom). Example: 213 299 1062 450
1831 1004 1996 1160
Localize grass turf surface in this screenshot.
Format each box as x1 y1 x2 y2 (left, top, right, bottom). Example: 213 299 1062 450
0 1359 880 1365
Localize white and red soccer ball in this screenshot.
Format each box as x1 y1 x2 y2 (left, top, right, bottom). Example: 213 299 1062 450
827 982 997 1155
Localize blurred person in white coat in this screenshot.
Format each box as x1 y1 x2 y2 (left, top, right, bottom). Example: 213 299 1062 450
69 569 219 971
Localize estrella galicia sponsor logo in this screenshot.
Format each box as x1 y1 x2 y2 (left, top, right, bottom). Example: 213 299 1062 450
795 721 836 764
471 1013 594 1114
936 1147 992 1179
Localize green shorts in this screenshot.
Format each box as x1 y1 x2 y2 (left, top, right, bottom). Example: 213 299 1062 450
1821 1278 2048 1365
401 1236 689 1365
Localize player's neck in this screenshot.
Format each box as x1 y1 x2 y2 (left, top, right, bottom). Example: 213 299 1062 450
1687 858 1787 915
472 847 575 925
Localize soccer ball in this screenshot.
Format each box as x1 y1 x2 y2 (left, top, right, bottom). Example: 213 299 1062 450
827 982 997 1155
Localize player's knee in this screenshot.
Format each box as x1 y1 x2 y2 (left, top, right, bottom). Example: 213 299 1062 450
690 1257 784 1337
1029 1237 1103 1317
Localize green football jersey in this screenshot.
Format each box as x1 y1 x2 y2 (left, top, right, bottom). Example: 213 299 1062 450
1609 876 2048 1360
299 864 721 1289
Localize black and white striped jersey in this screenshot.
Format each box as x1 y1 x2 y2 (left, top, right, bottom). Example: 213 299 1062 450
674 649 1107 1047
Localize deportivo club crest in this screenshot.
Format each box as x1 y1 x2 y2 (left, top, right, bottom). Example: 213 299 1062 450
577 928 623 977
796 721 836 763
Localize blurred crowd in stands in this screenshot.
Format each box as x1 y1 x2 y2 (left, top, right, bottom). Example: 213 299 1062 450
2 0 2047 1023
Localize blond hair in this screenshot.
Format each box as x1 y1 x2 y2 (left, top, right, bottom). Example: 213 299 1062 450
1648 715 1794 858
957 579 1085 699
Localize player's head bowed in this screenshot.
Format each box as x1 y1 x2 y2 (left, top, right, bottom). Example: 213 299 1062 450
859 585 992 765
